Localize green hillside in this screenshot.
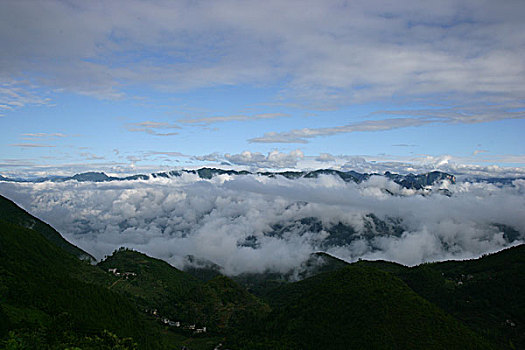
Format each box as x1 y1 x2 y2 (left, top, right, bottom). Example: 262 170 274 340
360 246 525 349
0 220 167 349
98 249 270 333
182 275 271 331
98 248 201 319
0 195 94 261
229 265 493 350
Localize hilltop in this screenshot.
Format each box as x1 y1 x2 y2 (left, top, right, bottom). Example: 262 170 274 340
0 195 94 261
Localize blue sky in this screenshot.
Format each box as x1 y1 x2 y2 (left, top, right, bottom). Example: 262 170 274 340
1 0 524 176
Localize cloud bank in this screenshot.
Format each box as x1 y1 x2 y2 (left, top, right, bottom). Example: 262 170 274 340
1 173 523 275
2 1 524 111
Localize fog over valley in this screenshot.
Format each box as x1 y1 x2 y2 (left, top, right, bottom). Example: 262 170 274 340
1 171 523 275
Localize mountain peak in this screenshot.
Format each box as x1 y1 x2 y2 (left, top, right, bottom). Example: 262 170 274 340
71 171 111 182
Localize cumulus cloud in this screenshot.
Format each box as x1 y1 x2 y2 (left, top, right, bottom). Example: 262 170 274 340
336 155 525 179
315 153 336 163
0 173 523 275
224 149 304 169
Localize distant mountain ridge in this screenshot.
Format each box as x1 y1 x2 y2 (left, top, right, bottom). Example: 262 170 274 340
0 168 456 190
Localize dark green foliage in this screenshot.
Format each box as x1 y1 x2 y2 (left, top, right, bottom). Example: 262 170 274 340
232 271 289 297
1 326 139 349
0 306 10 337
183 266 223 283
357 245 525 349
0 220 166 349
99 249 270 332
407 246 525 349
0 195 93 261
98 248 201 321
183 275 271 330
230 265 492 350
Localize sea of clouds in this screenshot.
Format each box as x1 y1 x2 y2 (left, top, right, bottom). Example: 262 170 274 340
1 173 524 275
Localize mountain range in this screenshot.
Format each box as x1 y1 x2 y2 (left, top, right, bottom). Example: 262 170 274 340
3 167 522 187
0 192 524 349
0 168 457 190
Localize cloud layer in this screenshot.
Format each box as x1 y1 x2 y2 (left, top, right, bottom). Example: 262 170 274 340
1 1 524 110
1 173 523 275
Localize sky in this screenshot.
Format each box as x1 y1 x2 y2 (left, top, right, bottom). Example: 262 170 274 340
1 0 524 177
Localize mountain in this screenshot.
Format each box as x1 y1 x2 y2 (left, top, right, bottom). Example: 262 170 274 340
0 167 457 190
0 219 168 349
2 193 523 349
98 248 270 332
384 170 456 190
195 246 525 349
0 194 94 261
357 245 525 349
70 171 112 182
227 265 493 350
0 198 241 349
303 168 370 182
98 248 201 318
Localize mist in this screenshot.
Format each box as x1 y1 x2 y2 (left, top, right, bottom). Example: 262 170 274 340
0 172 523 275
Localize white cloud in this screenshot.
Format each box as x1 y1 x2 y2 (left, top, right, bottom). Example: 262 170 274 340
315 153 336 163
146 151 187 158
0 80 52 111
178 113 289 125
250 102 525 143
193 153 222 162
21 132 66 139
224 149 304 169
80 152 105 161
125 121 180 136
1 0 524 111
0 173 523 275
336 155 525 179
10 143 55 148
249 117 434 143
